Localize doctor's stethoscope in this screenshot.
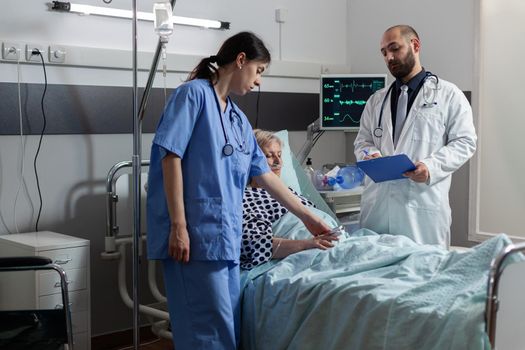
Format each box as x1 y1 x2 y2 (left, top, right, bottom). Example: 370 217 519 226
373 71 440 138
212 87 249 157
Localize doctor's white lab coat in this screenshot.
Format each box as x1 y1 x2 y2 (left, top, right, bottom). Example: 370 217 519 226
354 77 477 247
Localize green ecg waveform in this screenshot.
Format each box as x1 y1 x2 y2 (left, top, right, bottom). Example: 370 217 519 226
324 79 385 92
338 100 367 106
339 114 360 123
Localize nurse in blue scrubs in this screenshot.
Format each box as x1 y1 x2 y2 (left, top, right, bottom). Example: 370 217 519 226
147 31 331 350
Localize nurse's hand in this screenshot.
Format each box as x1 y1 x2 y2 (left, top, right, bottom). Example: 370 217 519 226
303 213 332 237
168 223 190 263
404 161 429 183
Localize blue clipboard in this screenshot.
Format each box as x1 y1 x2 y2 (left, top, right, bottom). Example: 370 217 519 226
356 154 416 183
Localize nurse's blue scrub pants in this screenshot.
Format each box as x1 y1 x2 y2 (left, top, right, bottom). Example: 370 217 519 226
162 259 240 350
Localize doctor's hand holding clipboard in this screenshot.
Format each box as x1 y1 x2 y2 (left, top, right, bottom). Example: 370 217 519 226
403 161 429 183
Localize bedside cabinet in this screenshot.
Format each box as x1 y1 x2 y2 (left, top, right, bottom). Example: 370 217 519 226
0 231 90 350
319 186 363 216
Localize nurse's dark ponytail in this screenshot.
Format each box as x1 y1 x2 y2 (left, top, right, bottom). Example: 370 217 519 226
187 31 271 84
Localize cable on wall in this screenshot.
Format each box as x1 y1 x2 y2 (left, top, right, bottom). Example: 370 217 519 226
278 22 283 61
13 50 35 233
33 50 48 232
0 154 12 233
311 130 325 150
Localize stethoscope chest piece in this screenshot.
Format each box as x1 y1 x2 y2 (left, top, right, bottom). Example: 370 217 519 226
373 127 383 138
212 83 247 157
223 143 234 157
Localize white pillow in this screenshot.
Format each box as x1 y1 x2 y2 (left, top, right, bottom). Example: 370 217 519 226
273 130 301 193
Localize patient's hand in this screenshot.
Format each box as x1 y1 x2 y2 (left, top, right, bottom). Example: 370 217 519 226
272 234 338 259
307 234 339 250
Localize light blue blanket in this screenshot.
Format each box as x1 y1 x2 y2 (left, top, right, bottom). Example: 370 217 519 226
241 208 511 350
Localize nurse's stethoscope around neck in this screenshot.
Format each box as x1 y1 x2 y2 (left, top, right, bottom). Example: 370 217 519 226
373 71 439 138
212 85 248 157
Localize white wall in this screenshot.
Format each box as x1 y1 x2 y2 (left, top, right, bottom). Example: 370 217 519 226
470 0 525 241
347 0 475 91
0 0 347 336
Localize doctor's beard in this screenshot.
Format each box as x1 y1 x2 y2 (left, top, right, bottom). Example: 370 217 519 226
388 48 416 80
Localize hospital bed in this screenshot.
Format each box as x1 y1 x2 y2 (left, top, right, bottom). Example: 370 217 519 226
102 130 525 349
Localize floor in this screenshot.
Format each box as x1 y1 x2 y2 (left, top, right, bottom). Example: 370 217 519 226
91 327 173 350
111 338 173 350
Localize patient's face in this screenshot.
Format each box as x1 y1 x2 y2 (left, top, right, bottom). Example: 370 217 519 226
262 140 282 177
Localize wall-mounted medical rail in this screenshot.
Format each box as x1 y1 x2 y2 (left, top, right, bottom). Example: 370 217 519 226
486 241 525 348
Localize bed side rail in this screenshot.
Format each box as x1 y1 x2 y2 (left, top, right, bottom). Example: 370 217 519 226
103 160 150 256
486 241 525 348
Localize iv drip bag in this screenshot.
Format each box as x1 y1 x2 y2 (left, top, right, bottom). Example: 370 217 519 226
153 2 173 42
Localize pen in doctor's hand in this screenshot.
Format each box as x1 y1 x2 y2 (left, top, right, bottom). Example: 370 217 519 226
363 149 381 160
362 149 372 160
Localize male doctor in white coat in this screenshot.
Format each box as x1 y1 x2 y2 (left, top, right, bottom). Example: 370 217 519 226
354 24 477 247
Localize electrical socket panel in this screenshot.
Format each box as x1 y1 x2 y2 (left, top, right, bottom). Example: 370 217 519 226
2 42 67 64
48 45 66 63
25 43 45 62
2 42 20 60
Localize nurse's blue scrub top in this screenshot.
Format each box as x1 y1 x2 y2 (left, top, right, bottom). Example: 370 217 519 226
147 79 270 261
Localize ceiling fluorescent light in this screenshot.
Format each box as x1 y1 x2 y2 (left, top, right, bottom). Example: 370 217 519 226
50 1 230 30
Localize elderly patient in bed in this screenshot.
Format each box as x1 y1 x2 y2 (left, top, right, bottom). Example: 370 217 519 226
240 129 338 270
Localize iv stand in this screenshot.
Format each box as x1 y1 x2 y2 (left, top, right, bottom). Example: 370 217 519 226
131 0 139 348
131 1 176 349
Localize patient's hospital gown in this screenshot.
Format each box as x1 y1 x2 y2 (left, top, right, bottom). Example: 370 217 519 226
241 186 313 270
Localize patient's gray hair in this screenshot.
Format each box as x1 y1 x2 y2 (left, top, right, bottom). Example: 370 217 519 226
253 129 283 150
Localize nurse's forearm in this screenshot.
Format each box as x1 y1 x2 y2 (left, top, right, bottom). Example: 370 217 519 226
162 154 186 226
256 172 330 236
255 172 308 219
